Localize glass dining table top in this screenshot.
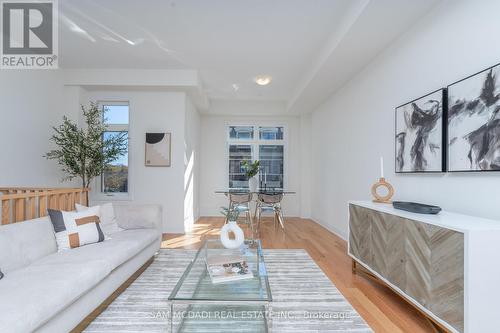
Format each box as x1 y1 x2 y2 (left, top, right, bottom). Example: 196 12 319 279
215 188 296 194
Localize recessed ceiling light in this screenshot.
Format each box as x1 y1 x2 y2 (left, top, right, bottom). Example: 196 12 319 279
254 75 272 86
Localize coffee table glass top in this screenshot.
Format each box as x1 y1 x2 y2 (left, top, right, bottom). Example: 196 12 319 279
168 238 272 302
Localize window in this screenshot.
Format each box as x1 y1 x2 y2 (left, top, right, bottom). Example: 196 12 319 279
259 126 283 140
229 126 254 140
228 144 252 188
101 102 129 194
227 125 285 189
259 145 284 188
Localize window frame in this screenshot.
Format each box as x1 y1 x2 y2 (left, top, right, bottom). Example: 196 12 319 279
94 101 132 201
226 122 287 190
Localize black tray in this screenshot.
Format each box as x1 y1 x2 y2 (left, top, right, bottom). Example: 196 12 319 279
392 201 441 214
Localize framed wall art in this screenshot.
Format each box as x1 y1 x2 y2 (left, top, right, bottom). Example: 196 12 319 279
145 132 171 167
395 89 447 173
447 63 500 171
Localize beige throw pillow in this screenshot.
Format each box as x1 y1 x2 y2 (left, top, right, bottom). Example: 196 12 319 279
75 203 122 236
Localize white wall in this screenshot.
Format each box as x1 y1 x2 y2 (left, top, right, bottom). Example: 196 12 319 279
208 100 287 116
310 0 500 239
0 69 202 233
199 114 305 217
0 70 80 187
85 90 187 233
299 114 312 218
184 97 201 231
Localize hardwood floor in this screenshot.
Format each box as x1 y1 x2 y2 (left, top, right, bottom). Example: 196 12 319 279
162 216 437 333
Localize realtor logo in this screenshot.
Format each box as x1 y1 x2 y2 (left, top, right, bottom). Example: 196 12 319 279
1 0 58 69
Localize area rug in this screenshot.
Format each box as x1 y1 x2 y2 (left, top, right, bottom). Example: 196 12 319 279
84 249 372 332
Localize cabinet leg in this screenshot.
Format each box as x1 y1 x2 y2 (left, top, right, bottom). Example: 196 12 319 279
426 317 447 333
351 259 357 274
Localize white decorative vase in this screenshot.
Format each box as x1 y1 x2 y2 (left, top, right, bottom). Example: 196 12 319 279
248 176 258 192
220 221 245 249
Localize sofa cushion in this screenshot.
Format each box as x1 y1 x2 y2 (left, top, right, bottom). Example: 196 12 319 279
35 228 159 272
0 216 57 273
0 260 111 333
115 204 162 231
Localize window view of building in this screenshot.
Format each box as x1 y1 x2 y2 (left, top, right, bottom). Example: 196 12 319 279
227 125 285 189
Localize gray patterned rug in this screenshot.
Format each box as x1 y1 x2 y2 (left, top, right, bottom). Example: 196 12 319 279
84 249 372 332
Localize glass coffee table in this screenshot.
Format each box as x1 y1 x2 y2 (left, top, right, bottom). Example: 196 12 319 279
168 238 273 332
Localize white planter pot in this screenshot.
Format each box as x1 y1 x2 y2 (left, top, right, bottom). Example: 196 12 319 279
248 177 258 192
220 221 245 249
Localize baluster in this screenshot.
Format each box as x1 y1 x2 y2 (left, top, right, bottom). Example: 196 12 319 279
39 194 47 217
27 194 36 220
15 197 25 222
1 200 10 225
49 194 58 210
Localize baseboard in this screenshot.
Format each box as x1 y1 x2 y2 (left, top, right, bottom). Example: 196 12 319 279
310 217 347 241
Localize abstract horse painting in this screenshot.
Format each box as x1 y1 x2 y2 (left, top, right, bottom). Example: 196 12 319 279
396 89 446 173
448 64 500 171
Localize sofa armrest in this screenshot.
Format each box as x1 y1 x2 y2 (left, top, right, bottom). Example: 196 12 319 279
114 204 162 236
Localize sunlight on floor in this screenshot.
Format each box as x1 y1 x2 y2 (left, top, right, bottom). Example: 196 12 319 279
163 216 292 250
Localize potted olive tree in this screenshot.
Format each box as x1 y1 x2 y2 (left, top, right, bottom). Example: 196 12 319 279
45 102 128 189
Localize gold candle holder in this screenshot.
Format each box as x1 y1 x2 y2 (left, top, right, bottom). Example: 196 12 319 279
371 177 394 203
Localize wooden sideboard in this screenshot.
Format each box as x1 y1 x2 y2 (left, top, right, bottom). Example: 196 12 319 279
348 201 500 333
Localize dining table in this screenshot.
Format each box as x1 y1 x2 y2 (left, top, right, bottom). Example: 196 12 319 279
214 188 296 195
215 188 296 237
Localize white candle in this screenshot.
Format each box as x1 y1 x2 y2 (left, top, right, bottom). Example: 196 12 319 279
380 157 384 178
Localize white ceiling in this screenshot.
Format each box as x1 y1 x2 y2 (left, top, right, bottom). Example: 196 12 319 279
59 0 441 113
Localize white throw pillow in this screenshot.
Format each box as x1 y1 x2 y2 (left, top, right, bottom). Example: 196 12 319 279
48 209 105 251
76 203 122 236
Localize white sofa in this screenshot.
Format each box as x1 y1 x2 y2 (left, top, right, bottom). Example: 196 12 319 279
0 204 162 333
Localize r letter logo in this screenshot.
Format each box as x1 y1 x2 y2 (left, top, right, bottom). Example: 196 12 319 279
1 0 58 69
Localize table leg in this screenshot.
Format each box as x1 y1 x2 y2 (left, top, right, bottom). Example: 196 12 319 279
169 302 174 333
266 302 273 333
247 210 255 242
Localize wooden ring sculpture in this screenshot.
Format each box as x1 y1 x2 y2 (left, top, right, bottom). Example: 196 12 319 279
371 177 394 203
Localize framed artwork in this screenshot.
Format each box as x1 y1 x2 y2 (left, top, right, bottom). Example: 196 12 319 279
145 133 171 167
395 89 447 173
447 63 500 171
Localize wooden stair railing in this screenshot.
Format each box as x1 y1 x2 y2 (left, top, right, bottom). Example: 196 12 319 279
0 188 90 225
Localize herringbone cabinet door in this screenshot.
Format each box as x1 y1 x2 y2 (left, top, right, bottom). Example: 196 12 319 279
349 205 371 266
429 227 464 333
405 219 464 333
370 210 406 290
404 220 434 308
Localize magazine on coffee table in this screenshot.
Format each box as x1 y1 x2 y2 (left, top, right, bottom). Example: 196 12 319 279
206 254 254 284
